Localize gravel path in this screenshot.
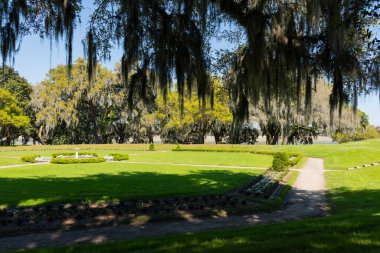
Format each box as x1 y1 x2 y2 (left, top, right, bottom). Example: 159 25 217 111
0 158 328 252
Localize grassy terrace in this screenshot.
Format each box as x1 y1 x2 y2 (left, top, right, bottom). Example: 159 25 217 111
0 151 268 208
8 139 380 253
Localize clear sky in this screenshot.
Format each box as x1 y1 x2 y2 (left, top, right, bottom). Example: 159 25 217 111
11 5 380 126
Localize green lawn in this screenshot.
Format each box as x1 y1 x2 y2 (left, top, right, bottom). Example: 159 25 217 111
181 139 380 169
129 151 273 167
0 163 262 208
0 156 25 166
19 165 380 253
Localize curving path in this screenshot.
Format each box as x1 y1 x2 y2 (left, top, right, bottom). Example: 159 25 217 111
0 158 328 252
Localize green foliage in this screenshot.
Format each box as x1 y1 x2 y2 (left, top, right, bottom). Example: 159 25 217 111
333 125 380 144
109 153 129 161
173 144 181 151
0 88 31 145
149 143 155 151
271 153 290 172
21 155 40 163
288 154 304 167
52 152 99 158
50 158 106 164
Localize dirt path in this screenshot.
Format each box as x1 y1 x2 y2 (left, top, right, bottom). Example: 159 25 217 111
0 158 328 252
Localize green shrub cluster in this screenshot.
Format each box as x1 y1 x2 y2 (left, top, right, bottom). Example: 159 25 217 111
50 158 106 164
332 126 380 143
149 143 155 151
21 155 40 163
109 153 129 161
271 153 290 171
52 152 98 158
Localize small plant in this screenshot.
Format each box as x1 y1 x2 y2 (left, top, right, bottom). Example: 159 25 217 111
21 155 40 163
173 144 181 151
109 153 129 161
271 152 290 171
50 158 106 164
149 143 155 151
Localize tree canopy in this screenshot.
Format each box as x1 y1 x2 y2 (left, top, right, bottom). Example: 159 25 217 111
1 0 379 125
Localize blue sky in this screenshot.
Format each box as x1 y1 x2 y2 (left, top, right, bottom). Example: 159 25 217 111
11 5 380 126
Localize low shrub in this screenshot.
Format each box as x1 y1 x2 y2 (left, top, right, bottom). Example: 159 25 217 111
271 152 290 171
50 158 106 164
149 143 155 151
52 152 98 158
109 153 129 161
21 155 40 163
288 153 304 166
173 144 181 151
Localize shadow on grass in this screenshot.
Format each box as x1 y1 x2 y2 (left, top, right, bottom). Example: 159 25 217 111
0 170 258 208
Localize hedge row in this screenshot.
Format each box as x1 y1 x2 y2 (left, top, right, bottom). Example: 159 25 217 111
50 158 106 164
109 153 129 161
21 155 40 163
173 146 303 167
173 147 275 156
52 152 98 158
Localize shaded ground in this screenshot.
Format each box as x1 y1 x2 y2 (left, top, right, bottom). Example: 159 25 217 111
0 158 327 252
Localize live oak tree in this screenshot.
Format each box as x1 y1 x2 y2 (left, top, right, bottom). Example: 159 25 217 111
32 59 123 144
1 0 379 130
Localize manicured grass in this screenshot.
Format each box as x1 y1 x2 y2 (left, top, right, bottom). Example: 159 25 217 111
18 164 380 253
0 163 262 208
179 139 380 169
0 156 25 166
2 139 380 169
129 151 273 167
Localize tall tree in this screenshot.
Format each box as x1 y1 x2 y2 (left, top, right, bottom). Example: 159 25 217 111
1 1 379 126
0 88 30 145
32 58 122 144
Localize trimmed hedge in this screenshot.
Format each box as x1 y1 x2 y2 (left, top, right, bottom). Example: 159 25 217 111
288 153 304 166
21 155 40 163
172 147 304 167
149 143 155 151
271 153 290 171
52 152 98 158
50 158 106 164
109 153 129 161
172 147 275 156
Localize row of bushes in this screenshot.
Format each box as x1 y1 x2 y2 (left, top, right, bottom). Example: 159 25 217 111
173 146 303 169
52 152 98 158
109 153 129 161
173 146 276 156
50 158 106 164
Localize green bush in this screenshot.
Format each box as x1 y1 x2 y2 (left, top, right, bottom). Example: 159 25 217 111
21 155 40 163
271 152 290 171
173 144 181 151
50 158 106 164
149 143 155 151
109 153 129 161
288 153 304 166
52 152 98 158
